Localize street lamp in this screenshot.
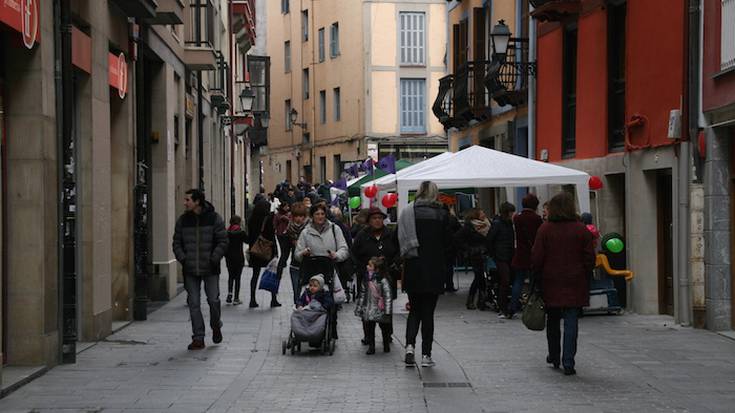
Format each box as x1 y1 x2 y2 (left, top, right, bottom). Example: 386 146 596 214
289 108 307 129
239 87 255 112
259 111 270 129
491 20 512 61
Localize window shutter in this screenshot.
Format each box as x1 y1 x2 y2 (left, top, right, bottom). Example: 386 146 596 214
722 0 735 70
400 12 425 65
400 79 426 133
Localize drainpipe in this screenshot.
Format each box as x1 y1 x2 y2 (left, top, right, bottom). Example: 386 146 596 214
197 0 205 191
55 0 76 363
677 0 700 326
528 3 537 160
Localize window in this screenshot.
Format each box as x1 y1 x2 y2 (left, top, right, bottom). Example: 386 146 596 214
285 99 292 130
400 12 425 65
319 156 327 183
608 2 626 151
472 8 486 61
281 0 289 14
303 132 310 144
284 41 291 73
303 68 309 99
248 55 270 113
333 87 341 121
302 10 309 42
400 78 426 133
333 154 341 180
562 26 578 157
723 0 735 70
318 28 325 62
319 90 326 124
330 23 340 58
452 19 468 71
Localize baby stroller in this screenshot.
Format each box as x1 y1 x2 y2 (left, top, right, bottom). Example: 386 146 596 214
482 257 501 312
282 257 338 356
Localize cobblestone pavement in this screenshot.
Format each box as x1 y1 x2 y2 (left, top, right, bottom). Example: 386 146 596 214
1 267 735 413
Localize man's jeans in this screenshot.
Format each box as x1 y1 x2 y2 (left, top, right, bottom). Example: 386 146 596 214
546 307 580 369
510 270 531 314
184 274 222 341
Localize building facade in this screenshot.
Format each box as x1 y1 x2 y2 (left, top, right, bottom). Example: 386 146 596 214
0 0 252 376
262 0 447 193
702 0 735 331
532 0 696 323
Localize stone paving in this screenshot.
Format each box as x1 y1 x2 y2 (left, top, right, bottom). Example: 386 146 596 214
1 267 735 413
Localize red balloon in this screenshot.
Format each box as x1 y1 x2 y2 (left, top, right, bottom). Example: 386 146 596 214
382 193 397 208
364 184 378 198
588 176 603 191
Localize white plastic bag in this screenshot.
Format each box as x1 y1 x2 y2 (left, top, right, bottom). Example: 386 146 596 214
332 272 347 305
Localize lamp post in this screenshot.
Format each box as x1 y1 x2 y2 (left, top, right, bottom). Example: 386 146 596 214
289 108 307 129
490 20 512 62
239 87 255 112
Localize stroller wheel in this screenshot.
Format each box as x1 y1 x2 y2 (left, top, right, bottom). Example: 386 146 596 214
282 340 287 355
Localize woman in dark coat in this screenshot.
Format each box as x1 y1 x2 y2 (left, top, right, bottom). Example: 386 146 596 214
352 207 400 348
488 202 516 318
454 208 491 310
397 181 451 367
532 192 595 376
225 215 247 305
247 199 278 308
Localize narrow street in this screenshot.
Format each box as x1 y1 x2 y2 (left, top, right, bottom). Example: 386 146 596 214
0 269 733 413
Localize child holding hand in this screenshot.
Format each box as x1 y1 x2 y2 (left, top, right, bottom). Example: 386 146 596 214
355 257 393 354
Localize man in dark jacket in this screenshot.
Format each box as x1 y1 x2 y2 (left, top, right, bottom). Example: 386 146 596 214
173 189 228 350
488 202 516 319
510 194 543 316
398 181 451 368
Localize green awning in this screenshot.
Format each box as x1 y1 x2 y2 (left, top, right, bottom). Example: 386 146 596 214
347 160 413 197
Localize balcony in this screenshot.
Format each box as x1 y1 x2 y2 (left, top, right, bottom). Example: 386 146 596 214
433 40 532 130
210 52 229 113
143 0 185 25
232 0 256 46
109 0 157 18
184 0 217 70
530 0 581 23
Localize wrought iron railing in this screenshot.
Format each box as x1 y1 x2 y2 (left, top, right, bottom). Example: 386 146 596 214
432 61 494 130
186 0 215 48
485 39 534 107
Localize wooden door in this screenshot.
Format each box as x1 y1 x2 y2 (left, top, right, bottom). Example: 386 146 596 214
657 173 674 316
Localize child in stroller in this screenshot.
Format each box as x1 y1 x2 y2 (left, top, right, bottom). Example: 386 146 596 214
283 274 337 355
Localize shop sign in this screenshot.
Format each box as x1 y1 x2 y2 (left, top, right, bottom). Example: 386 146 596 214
0 0 40 49
108 51 128 99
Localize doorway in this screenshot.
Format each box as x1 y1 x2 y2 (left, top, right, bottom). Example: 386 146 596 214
657 171 674 316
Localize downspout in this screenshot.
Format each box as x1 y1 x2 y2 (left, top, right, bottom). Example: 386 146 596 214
197 0 205 190
55 0 76 363
528 2 537 160
677 0 700 326
228 1 235 217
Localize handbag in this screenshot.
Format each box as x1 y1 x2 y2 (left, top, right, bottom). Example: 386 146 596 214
522 292 546 331
258 258 280 293
332 271 347 304
249 217 274 261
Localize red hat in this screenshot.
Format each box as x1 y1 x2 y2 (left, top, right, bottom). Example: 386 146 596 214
366 206 387 219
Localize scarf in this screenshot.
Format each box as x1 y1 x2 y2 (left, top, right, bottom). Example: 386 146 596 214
286 220 307 241
398 203 419 258
471 218 491 237
227 224 242 232
311 220 328 234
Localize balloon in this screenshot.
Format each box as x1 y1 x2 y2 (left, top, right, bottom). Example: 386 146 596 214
349 196 361 209
382 193 397 208
605 237 624 254
589 176 603 190
364 184 378 198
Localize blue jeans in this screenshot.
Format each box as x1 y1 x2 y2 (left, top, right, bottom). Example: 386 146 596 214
546 307 580 369
510 270 531 314
184 274 222 341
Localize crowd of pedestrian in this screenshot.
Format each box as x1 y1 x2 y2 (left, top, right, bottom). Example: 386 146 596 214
172 178 596 376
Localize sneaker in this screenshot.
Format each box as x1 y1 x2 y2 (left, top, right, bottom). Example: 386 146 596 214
405 345 416 366
187 339 205 350
563 367 577 376
498 313 508 320
226 293 233 304
212 327 223 344
421 355 435 367
233 298 243 305
249 301 259 308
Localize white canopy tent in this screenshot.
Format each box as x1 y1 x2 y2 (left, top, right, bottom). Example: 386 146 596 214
396 145 591 214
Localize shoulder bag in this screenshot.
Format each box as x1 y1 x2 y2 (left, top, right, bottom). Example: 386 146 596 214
249 217 274 261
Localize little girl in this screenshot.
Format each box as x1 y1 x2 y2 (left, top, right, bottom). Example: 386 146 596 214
354 257 393 354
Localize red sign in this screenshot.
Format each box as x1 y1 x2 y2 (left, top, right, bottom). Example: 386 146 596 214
0 0 40 49
108 52 128 99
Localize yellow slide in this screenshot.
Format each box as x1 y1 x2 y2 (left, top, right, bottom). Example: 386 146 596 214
595 254 634 281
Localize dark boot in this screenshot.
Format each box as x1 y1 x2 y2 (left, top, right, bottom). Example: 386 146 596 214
383 337 391 353
477 290 489 311
466 290 477 310
366 344 376 355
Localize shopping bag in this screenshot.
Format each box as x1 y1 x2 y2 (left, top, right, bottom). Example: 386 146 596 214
522 293 546 331
332 270 347 305
258 258 280 293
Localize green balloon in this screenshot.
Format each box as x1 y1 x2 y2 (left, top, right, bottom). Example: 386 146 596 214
349 196 361 209
605 238 624 253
